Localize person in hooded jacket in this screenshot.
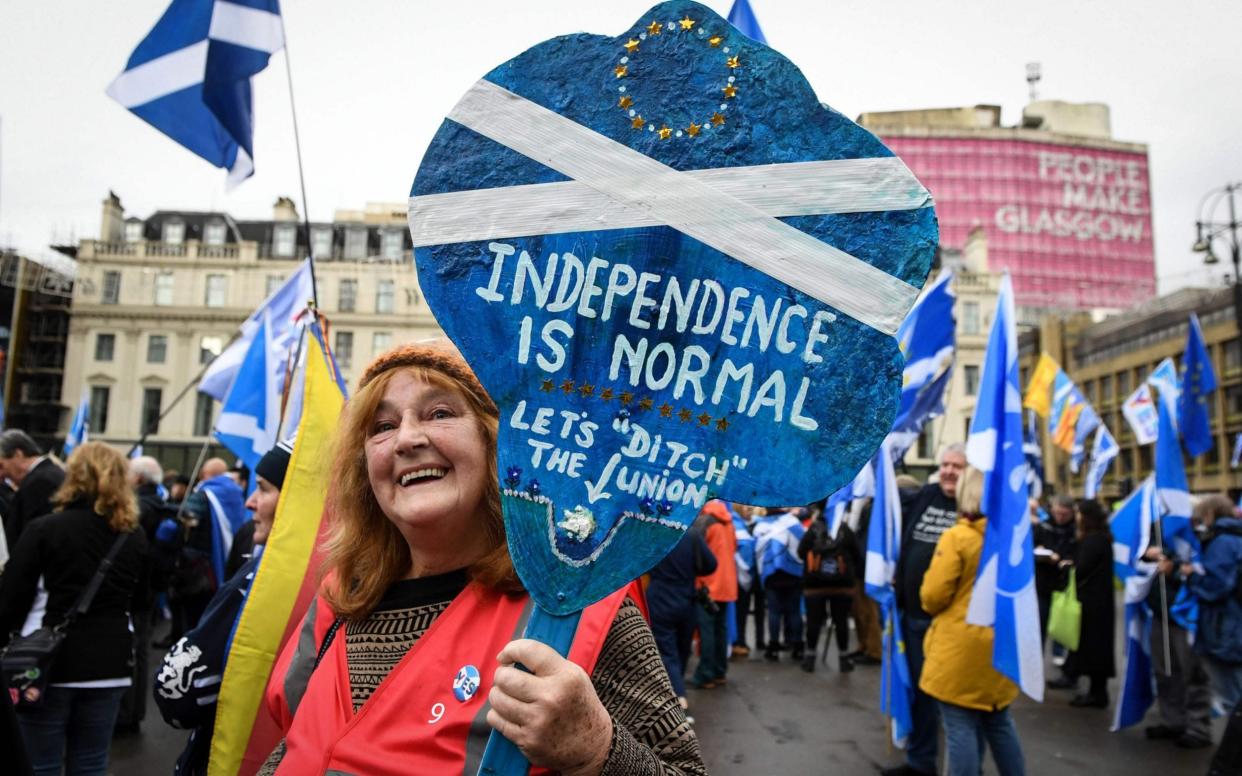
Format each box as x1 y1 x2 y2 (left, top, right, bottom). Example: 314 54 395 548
647 528 716 712
1183 498 1242 714
689 500 738 689
797 515 862 673
919 466 1025 776
1058 500 1115 708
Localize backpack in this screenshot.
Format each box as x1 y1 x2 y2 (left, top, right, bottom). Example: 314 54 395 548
806 525 854 588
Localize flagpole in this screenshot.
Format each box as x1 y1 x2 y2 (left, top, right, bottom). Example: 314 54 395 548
931 359 957 455
276 10 319 307
1153 515 1174 677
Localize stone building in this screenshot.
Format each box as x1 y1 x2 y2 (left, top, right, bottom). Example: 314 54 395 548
62 194 443 469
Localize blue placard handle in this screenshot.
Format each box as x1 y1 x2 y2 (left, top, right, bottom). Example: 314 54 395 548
477 605 582 776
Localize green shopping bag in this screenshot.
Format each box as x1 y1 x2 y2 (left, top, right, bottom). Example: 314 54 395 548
1048 567 1082 652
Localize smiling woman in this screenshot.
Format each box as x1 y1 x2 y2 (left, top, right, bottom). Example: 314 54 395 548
259 340 707 776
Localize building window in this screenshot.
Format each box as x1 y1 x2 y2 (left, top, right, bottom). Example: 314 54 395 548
1100 374 1113 403
344 227 367 260
311 227 333 260
154 272 175 306
375 279 395 314
273 224 297 257
205 274 227 307
101 271 121 304
338 278 357 312
1226 339 1242 371
265 274 285 297
141 388 162 434
94 333 115 362
194 393 216 436
204 221 227 246
381 230 404 261
147 335 167 364
162 220 184 245
373 331 392 353
960 301 980 335
89 386 110 434
200 335 224 365
964 364 980 396
335 331 354 368
917 424 934 460
1118 369 1131 397
124 221 143 242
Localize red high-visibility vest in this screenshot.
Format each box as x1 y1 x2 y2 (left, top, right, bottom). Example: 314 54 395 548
266 582 631 775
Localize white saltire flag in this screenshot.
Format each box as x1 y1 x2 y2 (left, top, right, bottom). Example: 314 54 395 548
888 269 955 460
965 273 1043 701
198 259 314 401
63 389 90 458
863 438 913 747
213 308 279 471
1084 424 1119 500
1108 477 1157 731
107 0 284 185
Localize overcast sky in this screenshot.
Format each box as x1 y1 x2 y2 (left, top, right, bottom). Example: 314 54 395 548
2 0 1239 295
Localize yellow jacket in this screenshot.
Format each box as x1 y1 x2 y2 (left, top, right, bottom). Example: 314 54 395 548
918 516 1019 711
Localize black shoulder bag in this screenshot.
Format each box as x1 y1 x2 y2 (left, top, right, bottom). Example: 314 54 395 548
2 531 130 707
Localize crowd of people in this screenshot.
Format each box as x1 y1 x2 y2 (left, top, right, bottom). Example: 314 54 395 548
0 346 1240 775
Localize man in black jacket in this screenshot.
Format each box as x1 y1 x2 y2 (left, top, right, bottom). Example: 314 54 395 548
882 442 965 776
0 430 65 548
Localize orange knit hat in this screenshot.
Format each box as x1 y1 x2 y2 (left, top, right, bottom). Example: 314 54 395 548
357 338 499 418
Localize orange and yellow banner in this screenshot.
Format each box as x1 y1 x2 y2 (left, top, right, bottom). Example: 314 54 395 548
1022 353 1060 417
209 333 344 776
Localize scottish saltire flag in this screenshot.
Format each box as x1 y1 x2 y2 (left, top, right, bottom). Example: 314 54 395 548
1232 433 1242 468
1112 599 1156 731
107 0 283 185
965 274 1043 701
214 309 279 471
1069 402 1101 474
1084 424 1119 500
63 390 90 458
1148 357 1180 423
727 0 767 43
732 507 756 591
1154 395 1200 563
199 260 314 401
1110 477 1155 580
863 439 913 747
1180 314 1218 457
888 269 955 459
826 460 873 538
1023 410 1044 500
198 474 248 587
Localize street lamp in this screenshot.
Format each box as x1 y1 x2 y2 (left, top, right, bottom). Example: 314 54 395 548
1194 183 1242 331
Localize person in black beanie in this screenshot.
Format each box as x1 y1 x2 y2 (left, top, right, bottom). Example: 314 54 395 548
153 437 293 776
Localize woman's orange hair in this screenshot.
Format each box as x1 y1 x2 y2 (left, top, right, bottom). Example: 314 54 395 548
53 441 138 532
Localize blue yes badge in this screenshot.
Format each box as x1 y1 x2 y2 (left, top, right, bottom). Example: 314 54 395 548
453 664 481 703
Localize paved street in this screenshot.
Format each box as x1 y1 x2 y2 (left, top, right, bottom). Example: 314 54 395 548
110 618 1219 775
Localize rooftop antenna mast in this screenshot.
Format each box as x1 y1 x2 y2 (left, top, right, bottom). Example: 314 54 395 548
1025 62 1041 103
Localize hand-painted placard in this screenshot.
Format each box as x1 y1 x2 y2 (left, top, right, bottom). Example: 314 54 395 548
409 0 937 615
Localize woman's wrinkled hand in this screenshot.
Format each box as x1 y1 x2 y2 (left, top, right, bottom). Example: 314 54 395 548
487 638 613 776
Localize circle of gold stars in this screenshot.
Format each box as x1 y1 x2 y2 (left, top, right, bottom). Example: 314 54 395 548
614 15 740 140
539 377 732 431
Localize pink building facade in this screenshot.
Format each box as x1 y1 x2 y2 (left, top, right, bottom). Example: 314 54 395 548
880 135 1155 311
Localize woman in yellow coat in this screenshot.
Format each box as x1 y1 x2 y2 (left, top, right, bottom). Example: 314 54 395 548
919 467 1026 776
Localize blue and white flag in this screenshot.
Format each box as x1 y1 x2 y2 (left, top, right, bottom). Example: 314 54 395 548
727 0 767 43
1112 598 1156 731
1148 357 1180 424
63 389 90 458
1109 476 1155 581
825 460 874 538
214 309 279 472
1069 402 1101 474
129 445 145 460
1154 394 1199 563
1232 432 1242 469
888 270 955 461
107 0 284 186
1084 423 1119 500
863 439 913 747
965 274 1043 701
1023 410 1044 500
197 474 248 586
1180 313 1218 457
198 259 314 401
732 507 756 591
